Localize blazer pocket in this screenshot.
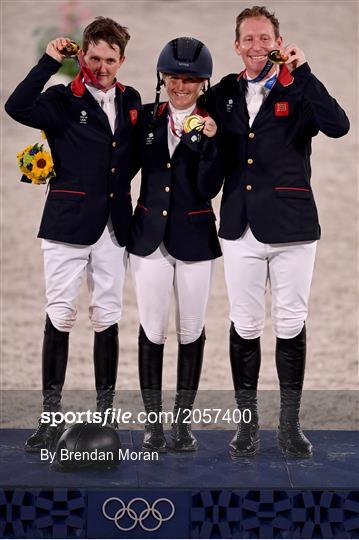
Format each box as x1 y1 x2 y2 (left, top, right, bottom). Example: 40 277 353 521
274 187 311 199
135 202 149 212
187 209 216 223
48 189 86 200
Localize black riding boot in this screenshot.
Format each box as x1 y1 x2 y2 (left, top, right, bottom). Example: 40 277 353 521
25 315 68 453
276 325 312 458
93 324 119 425
138 326 166 452
229 323 261 457
169 329 205 452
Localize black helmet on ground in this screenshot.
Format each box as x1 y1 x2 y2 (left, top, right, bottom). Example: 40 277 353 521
51 422 120 472
154 37 213 117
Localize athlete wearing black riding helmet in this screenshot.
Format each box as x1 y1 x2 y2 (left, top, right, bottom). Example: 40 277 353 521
128 37 223 453
154 36 212 114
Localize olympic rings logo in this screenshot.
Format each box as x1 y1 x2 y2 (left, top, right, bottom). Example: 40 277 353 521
102 497 175 532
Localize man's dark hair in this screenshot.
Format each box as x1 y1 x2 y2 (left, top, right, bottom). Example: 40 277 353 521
235 6 280 41
82 17 130 56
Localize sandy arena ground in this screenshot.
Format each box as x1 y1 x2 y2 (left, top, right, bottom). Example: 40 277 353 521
1 1 358 429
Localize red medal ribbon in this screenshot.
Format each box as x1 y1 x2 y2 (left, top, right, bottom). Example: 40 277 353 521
77 51 117 91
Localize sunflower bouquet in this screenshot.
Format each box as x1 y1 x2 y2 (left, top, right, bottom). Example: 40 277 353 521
17 142 55 185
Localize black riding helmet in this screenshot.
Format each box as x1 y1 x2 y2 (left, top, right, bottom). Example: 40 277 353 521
157 37 212 78
51 422 120 471
154 37 213 117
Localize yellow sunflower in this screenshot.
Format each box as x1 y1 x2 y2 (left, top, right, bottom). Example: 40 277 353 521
31 150 54 179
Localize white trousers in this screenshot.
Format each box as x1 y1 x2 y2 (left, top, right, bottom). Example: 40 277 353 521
42 223 127 333
130 244 215 345
222 227 317 339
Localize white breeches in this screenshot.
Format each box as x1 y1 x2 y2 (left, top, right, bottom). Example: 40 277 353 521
130 244 215 345
222 227 317 339
42 223 127 333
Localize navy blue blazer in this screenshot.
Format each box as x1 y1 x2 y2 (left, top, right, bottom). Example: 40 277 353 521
127 103 223 261
5 54 141 246
204 63 350 243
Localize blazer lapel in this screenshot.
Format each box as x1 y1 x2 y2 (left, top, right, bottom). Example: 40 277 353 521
114 86 125 136
251 65 294 127
223 76 249 134
155 110 171 163
237 77 250 127
81 89 113 134
142 105 170 163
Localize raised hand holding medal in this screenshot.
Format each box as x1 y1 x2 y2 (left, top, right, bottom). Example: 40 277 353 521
183 114 204 133
248 44 306 83
45 37 79 63
60 40 80 58
183 115 217 138
282 43 306 72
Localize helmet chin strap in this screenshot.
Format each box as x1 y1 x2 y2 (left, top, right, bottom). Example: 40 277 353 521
197 78 210 109
153 71 164 119
152 73 210 119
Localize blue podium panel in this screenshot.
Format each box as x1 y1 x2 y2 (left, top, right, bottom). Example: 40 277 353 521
0 489 87 538
191 490 295 538
87 490 190 538
133 431 291 489
0 430 358 538
0 430 137 489
287 431 359 489
1 489 358 539
190 490 359 539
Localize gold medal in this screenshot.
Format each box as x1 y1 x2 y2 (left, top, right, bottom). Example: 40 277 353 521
60 40 80 57
183 115 204 133
268 49 289 65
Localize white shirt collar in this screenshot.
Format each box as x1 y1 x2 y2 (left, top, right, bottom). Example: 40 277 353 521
85 84 116 104
168 102 195 119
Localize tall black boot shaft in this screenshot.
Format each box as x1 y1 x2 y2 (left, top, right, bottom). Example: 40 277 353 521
138 326 166 452
139 325 163 390
229 322 261 391
170 330 205 452
93 323 119 413
229 323 261 457
25 315 68 452
42 315 69 412
276 326 306 393
176 329 206 392
276 326 312 458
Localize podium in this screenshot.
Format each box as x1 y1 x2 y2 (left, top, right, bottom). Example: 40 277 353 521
0 429 358 538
